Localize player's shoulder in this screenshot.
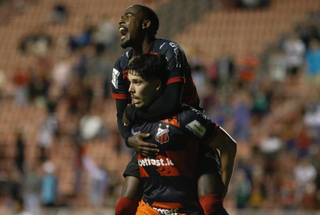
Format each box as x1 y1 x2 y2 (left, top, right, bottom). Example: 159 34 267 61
179 104 210 121
114 49 134 69
178 104 213 138
153 38 183 53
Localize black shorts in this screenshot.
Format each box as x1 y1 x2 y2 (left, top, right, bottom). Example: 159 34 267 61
123 144 221 179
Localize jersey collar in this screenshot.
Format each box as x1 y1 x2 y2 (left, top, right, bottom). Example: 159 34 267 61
132 38 156 57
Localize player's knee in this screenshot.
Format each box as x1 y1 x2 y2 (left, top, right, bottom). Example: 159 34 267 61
115 197 138 215
200 194 225 215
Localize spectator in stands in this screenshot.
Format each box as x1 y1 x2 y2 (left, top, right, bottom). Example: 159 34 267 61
232 91 251 141
73 45 96 80
305 38 320 85
13 67 30 106
303 101 320 142
72 143 85 196
233 0 270 9
295 17 320 49
251 89 270 118
14 128 25 175
23 164 42 215
41 160 58 207
237 54 259 84
51 54 73 90
234 169 251 209
279 171 296 209
79 110 105 141
259 132 283 156
296 124 312 158
27 67 50 105
82 156 108 209
9 169 23 211
82 78 94 112
68 16 96 52
282 32 306 77
215 51 236 86
91 14 117 54
89 166 108 210
48 3 68 24
46 85 61 115
14 198 34 215
19 25 53 57
66 78 82 115
267 47 287 82
36 112 58 162
294 157 317 206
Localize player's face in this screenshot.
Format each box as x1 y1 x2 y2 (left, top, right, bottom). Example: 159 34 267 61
119 5 144 48
128 71 160 109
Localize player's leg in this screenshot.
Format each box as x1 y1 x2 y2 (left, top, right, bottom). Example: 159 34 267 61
115 153 142 215
197 146 229 215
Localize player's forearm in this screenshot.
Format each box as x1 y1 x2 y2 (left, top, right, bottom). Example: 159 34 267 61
116 99 133 145
220 144 236 191
117 115 132 141
126 82 183 122
208 127 237 194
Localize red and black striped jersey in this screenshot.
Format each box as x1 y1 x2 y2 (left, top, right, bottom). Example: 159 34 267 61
131 105 220 214
111 38 200 109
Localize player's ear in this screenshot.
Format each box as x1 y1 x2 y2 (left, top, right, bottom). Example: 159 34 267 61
155 80 162 91
142 20 151 30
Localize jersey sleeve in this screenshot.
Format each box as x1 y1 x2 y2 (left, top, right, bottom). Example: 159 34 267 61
111 57 131 100
162 42 186 85
180 106 220 145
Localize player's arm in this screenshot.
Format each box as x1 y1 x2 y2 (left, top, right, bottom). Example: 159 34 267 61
207 127 237 198
124 82 183 124
112 60 159 156
181 107 237 197
116 99 134 141
124 43 185 124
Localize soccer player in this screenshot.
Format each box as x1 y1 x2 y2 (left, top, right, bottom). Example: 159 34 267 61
112 5 236 215
121 53 236 214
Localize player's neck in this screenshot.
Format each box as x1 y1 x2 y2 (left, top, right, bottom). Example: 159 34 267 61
133 37 155 55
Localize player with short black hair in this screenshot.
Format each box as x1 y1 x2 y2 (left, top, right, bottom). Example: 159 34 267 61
112 5 236 215
118 53 235 214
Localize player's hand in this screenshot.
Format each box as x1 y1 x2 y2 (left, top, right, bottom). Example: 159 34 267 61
123 111 130 127
128 133 160 157
123 104 131 127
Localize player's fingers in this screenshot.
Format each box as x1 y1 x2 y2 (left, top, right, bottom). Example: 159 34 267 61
145 147 160 153
140 142 158 148
141 148 159 156
138 133 150 138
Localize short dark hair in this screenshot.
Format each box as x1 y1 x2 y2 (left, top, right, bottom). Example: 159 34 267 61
125 54 169 85
135 5 159 35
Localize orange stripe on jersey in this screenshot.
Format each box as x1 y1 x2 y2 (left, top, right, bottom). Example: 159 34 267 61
136 199 161 215
165 150 195 178
123 70 128 79
140 167 150 178
166 77 184 85
155 154 180 177
112 93 131 99
160 116 180 127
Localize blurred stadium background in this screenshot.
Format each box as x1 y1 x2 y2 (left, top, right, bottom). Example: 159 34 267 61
0 0 320 214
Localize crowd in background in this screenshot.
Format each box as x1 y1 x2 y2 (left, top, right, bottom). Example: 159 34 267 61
0 1 320 214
